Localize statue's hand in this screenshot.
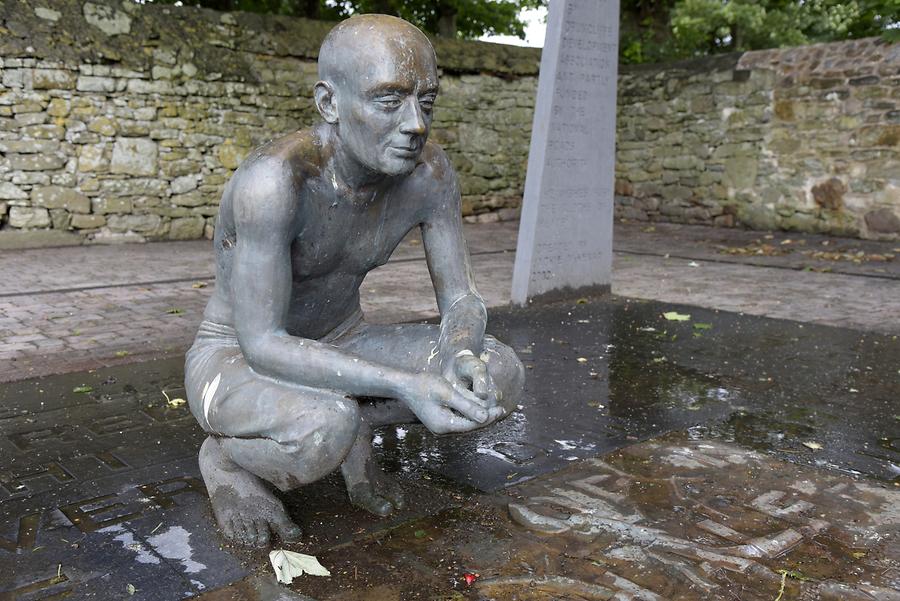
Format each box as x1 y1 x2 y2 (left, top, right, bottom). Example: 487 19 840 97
401 373 504 435
444 353 499 408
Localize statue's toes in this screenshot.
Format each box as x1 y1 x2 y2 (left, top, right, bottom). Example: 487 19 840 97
348 483 393 517
230 517 254 546
220 516 239 542
251 519 271 548
376 477 405 510
272 517 303 543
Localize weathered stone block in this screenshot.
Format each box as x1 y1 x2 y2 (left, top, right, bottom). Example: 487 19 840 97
33 69 75 90
0 139 59 154
215 142 248 170
107 214 162 233
6 152 67 171
76 76 117 93
83 2 131 35
49 208 72 230
737 204 777 230
31 186 91 213
20 124 65 140
78 144 107 172
811 178 846 210
170 174 199 195
723 155 759 190
71 213 106 229
110 138 158 176
34 6 61 21
169 216 205 240
8 206 51 228
88 117 117 136
100 178 167 197
92 197 133 214
865 207 900 233
171 192 206 207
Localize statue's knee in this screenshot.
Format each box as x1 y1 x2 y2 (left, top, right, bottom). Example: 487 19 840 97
484 338 525 411
247 396 360 488
295 397 360 478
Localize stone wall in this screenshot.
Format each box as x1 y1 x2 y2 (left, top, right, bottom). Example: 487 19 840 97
0 1 897 246
615 39 900 239
0 0 539 247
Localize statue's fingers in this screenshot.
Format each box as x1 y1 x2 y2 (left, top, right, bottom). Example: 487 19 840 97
449 377 490 409
444 391 488 423
469 361 490 400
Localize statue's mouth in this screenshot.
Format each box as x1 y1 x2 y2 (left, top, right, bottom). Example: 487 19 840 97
390 146 419 158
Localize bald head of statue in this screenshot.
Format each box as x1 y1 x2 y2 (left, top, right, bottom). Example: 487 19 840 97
314 15 440 177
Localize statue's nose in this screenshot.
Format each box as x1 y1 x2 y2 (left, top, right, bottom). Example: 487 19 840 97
399 98 427 135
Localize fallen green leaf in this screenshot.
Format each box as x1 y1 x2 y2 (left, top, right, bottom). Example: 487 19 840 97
663 311 691 321
693 323 712 330
166 308 184 315
115 350 130 357
126 584 136 595
802 441 823 450
72 386 92 394
414 529 427 538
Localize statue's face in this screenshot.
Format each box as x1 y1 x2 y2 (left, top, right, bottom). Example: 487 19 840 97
334 40 439 177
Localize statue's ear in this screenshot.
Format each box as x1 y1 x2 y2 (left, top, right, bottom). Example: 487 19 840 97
314 81 338 124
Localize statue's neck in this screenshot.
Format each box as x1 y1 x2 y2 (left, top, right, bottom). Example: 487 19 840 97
325 126 392 198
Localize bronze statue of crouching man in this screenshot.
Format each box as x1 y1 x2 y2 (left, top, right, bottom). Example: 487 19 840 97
184 14 525 547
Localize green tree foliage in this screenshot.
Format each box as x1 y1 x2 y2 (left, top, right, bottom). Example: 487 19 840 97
620 0 899 64
160 0 545 39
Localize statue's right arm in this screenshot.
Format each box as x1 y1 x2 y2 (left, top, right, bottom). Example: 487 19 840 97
227 158 490 432
228 158 411 399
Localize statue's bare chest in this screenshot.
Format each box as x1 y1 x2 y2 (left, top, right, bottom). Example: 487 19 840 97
290 193 417 280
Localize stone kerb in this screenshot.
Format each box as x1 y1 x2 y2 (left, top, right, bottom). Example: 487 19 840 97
614 37 900 240
0 0 540 247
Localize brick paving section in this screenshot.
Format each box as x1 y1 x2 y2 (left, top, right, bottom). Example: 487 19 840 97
1 221 898 383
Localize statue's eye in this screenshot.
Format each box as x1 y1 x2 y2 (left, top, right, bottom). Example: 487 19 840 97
374 96 402 109
419 95 436 112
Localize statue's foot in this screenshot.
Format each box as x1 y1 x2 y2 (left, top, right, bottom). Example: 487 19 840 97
199 437 303 547
340 424 405 517
345 468 406 517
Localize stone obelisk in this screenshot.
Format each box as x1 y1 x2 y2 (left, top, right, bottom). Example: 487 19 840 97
511 0 620 304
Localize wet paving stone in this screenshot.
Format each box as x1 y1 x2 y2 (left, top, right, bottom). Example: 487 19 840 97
1 297 898 599
267 434 899 600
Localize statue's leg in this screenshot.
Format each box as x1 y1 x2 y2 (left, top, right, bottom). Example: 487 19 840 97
186 331 361 546
198 436 303 548
332 323 525 511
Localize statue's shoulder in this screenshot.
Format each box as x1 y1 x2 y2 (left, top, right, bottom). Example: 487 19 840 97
228 128 324 216
415 140 457 188
235 128 324 184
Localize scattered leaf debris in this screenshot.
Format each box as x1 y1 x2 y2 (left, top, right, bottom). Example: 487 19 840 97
270 550 330 584
663 312 691 322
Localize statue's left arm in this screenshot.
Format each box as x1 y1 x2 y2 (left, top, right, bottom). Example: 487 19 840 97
420 149 498 406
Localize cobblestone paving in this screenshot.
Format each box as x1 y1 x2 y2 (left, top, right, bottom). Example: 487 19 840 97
2 222 898 383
